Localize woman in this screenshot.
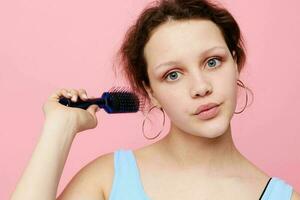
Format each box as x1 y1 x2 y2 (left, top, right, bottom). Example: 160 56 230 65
11 0 300 200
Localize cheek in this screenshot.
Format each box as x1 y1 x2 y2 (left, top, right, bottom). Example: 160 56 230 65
153 88 186 118
224 75 238 114
152 83 183 104
214 68 238 110
158 93 183 114
220 65 238 93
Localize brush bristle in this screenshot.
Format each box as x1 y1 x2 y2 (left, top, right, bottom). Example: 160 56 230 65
105 87 145 113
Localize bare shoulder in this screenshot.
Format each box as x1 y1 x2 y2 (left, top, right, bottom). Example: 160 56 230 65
57 151 115 200
292 190 300 200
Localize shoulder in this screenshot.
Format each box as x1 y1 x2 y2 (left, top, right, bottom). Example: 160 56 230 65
292 190 300 200
57 151 115 200
79 151 115 190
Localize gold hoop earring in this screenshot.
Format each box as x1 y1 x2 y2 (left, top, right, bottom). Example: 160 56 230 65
234 79 249 114
142 105 166 140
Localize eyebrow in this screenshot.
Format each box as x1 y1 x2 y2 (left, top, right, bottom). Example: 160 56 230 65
154 46 227 70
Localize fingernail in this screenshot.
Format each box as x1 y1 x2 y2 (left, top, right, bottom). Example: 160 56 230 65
71 96 77 101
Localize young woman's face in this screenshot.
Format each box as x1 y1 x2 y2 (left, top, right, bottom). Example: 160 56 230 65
143 19 239 138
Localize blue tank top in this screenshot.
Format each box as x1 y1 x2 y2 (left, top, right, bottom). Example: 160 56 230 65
108 149 293 200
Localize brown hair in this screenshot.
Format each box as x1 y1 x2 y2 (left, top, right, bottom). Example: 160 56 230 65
114 0 253 112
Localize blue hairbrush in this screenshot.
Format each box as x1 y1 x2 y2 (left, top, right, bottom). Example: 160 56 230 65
59 87 144 113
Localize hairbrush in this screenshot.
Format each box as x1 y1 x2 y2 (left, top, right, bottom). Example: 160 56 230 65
58 87 144 113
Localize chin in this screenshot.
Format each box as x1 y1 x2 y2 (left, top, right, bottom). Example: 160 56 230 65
202 130 226 139
191 117 231 139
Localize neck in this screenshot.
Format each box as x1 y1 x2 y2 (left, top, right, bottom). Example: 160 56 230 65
157 123 246 177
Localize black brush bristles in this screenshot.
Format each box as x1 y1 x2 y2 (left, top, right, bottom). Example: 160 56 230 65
105 86 145 113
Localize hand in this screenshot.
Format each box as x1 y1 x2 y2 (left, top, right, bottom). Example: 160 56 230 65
42 88 100 134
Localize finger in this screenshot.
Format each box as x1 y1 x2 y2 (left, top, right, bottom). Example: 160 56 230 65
49 88 72 101
87 104 100 114
78 88 88 101
69 89 79 102
86 104 99 125
61 89 73 98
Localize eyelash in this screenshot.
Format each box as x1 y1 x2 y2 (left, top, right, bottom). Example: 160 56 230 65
163 57 223 81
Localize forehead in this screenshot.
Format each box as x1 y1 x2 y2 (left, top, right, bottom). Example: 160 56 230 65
144 19 227 67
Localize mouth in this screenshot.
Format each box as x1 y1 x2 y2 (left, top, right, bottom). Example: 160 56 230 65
194 102 220 115
195 105 220 120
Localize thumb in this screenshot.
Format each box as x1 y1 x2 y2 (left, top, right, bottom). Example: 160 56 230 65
87 104 99 114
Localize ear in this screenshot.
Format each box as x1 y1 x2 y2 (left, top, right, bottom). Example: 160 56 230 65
232 51 239 80
142 81 161 107
235 63 239 80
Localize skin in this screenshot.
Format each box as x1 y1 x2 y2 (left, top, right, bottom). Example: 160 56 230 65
143 19 243 172
130 18 272 199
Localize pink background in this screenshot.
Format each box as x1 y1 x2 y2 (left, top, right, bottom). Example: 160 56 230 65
1 0 299 199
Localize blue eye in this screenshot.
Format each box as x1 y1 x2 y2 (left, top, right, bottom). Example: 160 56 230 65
165 71 181 81
163 57 222 82
207 57 221 68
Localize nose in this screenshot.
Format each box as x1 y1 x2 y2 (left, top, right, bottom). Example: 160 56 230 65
189 73 213 98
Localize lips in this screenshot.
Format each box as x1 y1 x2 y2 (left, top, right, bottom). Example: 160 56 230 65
194 103 219 115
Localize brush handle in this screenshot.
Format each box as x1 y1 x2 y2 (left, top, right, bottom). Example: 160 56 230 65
58 97 106 110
